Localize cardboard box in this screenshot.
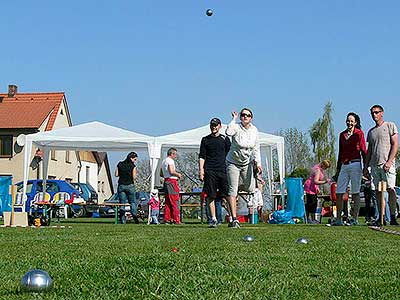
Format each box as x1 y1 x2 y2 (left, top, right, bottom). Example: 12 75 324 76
3 212 28 227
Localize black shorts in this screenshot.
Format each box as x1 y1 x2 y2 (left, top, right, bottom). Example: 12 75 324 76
203 170 228 199
305 193 318 213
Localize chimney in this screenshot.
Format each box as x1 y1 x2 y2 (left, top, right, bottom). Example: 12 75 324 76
8 84 18 97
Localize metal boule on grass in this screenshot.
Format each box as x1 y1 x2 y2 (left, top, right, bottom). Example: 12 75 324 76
296 237 309 244
21 269 53 292
243 235 254 242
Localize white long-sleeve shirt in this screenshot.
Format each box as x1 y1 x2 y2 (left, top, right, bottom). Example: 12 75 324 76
225 120 261 167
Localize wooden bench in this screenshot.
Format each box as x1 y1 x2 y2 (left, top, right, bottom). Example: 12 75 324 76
99 203 130 224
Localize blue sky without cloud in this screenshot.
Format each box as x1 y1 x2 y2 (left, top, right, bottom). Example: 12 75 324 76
1 1 400 169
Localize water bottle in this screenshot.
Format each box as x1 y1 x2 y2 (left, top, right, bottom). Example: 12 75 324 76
315 198 322 223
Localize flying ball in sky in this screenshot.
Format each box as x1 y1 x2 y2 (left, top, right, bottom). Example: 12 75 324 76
206 9 213 16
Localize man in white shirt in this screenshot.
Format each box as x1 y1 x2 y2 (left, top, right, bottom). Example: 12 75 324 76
161 148 182 225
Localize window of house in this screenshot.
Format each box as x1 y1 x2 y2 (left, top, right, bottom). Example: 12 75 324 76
65 150 71 163
65 178 72 183
48 175 56 180
101 181 105 193
51 150 56 160
0 135 13 158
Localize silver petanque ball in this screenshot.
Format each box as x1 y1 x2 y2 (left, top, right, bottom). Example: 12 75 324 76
21 269 53 292
296 237 309 244
206 9 213 16
243 235 254 242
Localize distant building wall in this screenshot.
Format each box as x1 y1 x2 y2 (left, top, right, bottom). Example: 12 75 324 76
97 162 113 203
45 101 80 182
79 161 98 189
0 100 80 183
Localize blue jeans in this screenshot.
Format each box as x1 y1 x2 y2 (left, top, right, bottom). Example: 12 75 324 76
206 198 222 224
117 184 136 224
150 209 160 224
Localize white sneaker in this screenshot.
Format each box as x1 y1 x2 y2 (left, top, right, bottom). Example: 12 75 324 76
208 220 218 228
232 220 240 228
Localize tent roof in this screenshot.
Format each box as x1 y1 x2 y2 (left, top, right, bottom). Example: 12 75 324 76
154 124 284 149
20 121 154 151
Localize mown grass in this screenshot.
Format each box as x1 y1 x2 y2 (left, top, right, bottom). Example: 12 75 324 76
1 219 400 300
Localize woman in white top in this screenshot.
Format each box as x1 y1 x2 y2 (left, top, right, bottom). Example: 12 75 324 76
225 108 262 228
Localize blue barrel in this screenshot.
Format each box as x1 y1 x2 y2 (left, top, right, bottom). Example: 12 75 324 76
285 177 305 218
0 176 12 216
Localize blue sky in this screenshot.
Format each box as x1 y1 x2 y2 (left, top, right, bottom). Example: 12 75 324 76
2 1 400 168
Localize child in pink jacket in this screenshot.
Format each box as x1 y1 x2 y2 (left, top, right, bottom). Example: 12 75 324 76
148 189 160 224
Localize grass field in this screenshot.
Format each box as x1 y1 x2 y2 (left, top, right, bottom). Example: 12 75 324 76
1 218 400 300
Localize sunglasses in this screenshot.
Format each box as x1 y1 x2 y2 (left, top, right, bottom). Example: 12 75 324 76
371 111 382 115
240 113 252 118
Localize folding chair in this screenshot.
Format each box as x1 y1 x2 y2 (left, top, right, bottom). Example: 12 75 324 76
31 192 51 219
14 192 27 211
52 192 72 220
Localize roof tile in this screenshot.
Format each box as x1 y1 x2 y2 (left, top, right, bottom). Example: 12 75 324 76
0 92 64 130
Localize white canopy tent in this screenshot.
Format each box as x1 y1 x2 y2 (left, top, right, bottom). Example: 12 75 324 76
17 121 154 210
149 124 285 197
18 121 285 211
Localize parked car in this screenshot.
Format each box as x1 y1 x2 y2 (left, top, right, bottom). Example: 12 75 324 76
71 182 98 203
15 179 81 215
99 191 150 220
71 182 99 217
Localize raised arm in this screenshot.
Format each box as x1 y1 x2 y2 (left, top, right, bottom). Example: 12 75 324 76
225 111 238 136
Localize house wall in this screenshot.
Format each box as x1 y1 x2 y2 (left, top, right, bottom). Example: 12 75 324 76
0 100 80 184
97 163 113 203
0 129 38 184
45 100 80 182
79 160 98 190
78 151 113 203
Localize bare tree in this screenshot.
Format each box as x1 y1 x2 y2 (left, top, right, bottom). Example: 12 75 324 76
135 159 152 191
175 152 202 191
278 127 312 174
134 152 203 193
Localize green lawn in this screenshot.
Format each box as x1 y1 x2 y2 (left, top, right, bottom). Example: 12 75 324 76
1 218 400 300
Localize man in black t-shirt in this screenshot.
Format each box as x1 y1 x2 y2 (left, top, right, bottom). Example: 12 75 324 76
199 117 231 228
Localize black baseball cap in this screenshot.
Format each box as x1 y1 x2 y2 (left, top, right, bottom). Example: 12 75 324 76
210 117 221 126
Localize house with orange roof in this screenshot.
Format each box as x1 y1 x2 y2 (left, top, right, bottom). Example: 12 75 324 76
0 85 113 202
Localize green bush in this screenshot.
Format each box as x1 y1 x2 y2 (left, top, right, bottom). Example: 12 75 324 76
289 167 309 181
